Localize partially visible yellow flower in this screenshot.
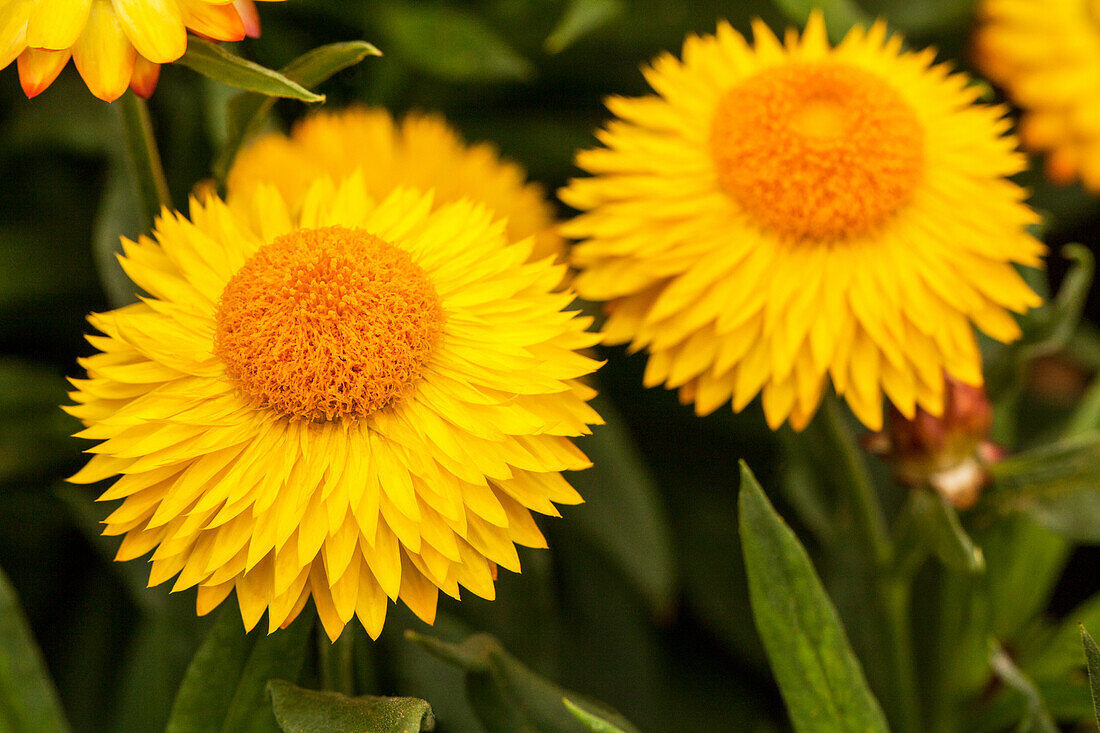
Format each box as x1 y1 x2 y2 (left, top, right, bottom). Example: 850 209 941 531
0 0 282 102
561 12 1044 432
974 0 1100 189
65 175 603 641
228 107 565 263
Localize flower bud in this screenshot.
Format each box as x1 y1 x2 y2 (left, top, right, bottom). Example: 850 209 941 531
867 378 998 509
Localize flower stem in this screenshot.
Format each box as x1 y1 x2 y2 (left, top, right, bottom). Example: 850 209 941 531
117 91 171 230
319 627 355 696
819 395 921 733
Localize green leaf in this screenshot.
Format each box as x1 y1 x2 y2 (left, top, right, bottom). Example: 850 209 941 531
92 161 143 309
910 491 985 574
267 679 434 733
771 0 872 42
737 462 890 733
856 0 977 34
562 698 629 733
406 632 640 733
177 38 325 102
216 41 382 181
989 642 1059 733
0 565 71 733
987 432 1100 543
1080 625 1100 729
376 3 534 82
166 606 313 733
567 393 677 613
987 245 1094 397
544 0 624 53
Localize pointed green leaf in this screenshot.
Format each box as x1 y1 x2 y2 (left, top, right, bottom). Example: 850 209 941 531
267 679 434 732
165 606 313 733
563 698 629 733
0 566 71 733
771 0 872 42
92 160 143 308
567 394 677 613
1080 625 1100 729
987 432 1100 543
737 462 889 733
406 632 640 733
177 38 324 102
912 491 985 574
989 643 1059 733
987 245 1093 397
544 0 624 53
216 41 382 180
376 4 533 82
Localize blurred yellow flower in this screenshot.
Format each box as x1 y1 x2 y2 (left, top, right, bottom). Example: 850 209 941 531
0 0 281 102
66 176 603 640
562 12 1044 431
974 0 1100 189
228 107 565 263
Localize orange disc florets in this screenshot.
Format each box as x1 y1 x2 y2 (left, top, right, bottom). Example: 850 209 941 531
710 62 924 241
214 226 444 421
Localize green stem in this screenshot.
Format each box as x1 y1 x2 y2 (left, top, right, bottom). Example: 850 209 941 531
319 627 355 696
117 91 171 230
819 395 921 733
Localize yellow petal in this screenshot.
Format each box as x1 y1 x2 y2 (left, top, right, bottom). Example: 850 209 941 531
17 47 70 97
129 53 159 97
0 0 30 70
182 0 244 41
27 0 92 49
111 0 186 63
73 0 136 102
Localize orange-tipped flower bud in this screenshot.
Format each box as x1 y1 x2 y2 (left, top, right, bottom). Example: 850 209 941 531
868 377 997 509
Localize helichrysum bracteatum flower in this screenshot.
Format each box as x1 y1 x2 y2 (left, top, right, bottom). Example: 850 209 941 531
228 107 564 263
562 11 1044 431
66 175 603 640
974 0 1100 189
0 0 280 101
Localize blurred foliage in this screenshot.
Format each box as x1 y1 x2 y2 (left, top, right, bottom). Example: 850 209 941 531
2 0 1100 732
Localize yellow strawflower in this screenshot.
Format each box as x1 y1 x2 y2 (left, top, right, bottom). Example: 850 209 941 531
0 0 281 101
974 0 1100 189
66 175 603 640
228 107 564 263
562 12 1044 431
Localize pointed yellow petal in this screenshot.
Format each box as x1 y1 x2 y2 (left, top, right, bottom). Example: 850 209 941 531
27 0 92 49
111 0 186 63
73 0 136 102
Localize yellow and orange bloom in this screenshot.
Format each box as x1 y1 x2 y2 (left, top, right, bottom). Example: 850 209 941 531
65 176 603 640
0 0 282 102
974 0 1100 189
562 12 1044 431
228 107 565 264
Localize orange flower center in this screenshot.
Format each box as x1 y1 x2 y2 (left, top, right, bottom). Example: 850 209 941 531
214 226 444 421
709 62 924 241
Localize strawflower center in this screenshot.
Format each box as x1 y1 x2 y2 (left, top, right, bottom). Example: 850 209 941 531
709 62 924 241
214 226 444 421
